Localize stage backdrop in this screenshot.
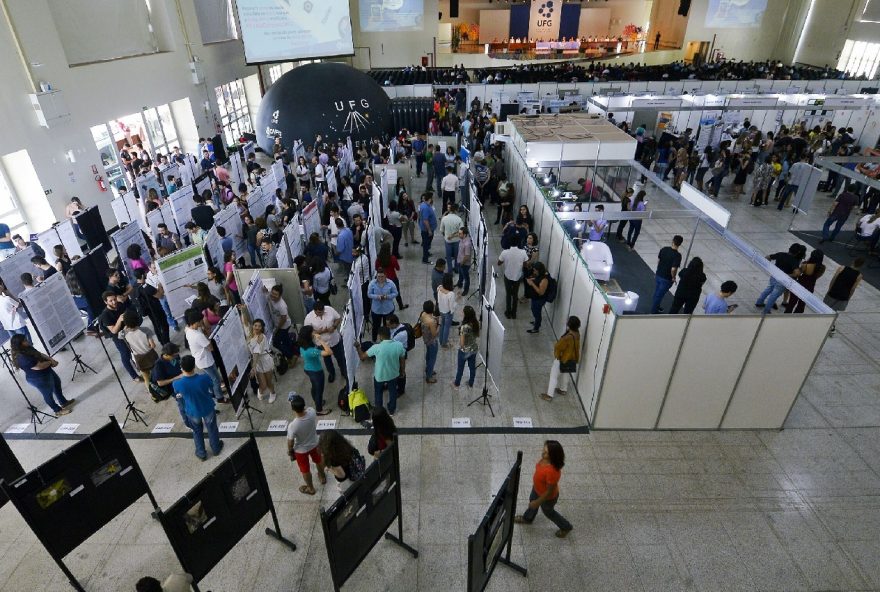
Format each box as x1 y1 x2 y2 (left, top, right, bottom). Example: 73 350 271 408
529 0 560 41
480 9 510 43
558 3 580 40
509 4 529 40
578 7 611 38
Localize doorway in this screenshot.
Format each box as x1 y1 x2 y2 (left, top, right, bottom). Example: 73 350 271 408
684 41 710 65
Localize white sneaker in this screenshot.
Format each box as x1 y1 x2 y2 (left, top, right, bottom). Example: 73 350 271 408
257 392 265 401
268 392 277 403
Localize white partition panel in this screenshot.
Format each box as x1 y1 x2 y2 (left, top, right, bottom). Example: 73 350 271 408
628 82 648 94
576 82 594 97
593 317 688 429
658 316 762 429
539 202 555 266
721 315 832 429
700 81 720 92
550 236 577 336
646 81 665 93
413 84 433 97
575 280 614 423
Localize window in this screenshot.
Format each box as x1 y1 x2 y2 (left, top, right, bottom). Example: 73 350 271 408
194 0 238 43
269 64 283 84
215 80 252 145
837 39 880 79
0 165 28 236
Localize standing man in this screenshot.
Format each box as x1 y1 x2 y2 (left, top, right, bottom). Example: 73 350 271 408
97 291 141 382
304 302 348 389
335 218 354 278
703 281 739 315
268 284 298 367
412 133 427 178
355 326 406 417
777 154 812 210
0 280 31 342
497 243 529 319
367 270 398 342
419 193 438 264
650 235 683 314
424 143 436 192
755 243 805 314
286 394 326 495
820 184 860 244
432 145 447 196
184 308 227 403
173 355 224 461
440 203 463 275
440 166 459 212
0 220 14 257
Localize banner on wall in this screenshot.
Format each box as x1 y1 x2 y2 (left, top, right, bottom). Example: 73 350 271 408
529 0 561 41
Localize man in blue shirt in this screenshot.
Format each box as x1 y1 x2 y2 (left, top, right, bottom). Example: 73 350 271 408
587 205 607 241
418 193 438 264
355 326 406 416
704 281 738 315
0 223 13 257
432 146 447 196
173 355 224 461
412 133 427 178
335 219 354 278
217 226 233 256
367 270 398 342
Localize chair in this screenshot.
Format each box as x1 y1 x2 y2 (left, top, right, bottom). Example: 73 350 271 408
581 240 613 282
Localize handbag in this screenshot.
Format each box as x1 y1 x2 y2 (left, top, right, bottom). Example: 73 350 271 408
413 320 423 339
133 349 159 372
559 360 577 373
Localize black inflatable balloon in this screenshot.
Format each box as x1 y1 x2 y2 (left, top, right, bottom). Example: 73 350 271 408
255 62 392 152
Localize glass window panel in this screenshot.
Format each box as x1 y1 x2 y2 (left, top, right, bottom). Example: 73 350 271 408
157 104 177 142
144 107 165 149
91 124 118 168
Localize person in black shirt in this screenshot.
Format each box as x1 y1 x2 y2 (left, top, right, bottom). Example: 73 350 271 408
756 243 805 314
191 194 215 230
650 235 683 314
133 269 170 345
97 291 140 381
151 343 194 422
668 257 707 314
106 268 132 297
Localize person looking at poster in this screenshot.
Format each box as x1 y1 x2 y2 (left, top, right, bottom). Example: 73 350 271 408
121 310 159 395
173 355 224 461
10 334 74 415
287 393 328 496
318 429 366 495
97 291 141 382
183 308 228 404
133 269 170 345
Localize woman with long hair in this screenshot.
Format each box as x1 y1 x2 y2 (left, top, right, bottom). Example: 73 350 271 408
376 243 407 309
437 273 456 348
248 318 276 402
524 262 549 333
785 249 826 314
11 334 73 415
418 300 440 383
398 191 418 246
127 243 148 273
453 304 480 389
295 156 310 189
515 440 573 538
516 204 534 233
223 251 240 305
615 191 632 242
668 257 707 314
367 406 397 458
319 429 366 494
541 316 580 402
297 325 333 415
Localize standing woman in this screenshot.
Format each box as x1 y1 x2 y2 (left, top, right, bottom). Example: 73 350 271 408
298 326 333 415
11 334 74 415
248 318 276 402
367 406 397 458
515 440 573 538
524 262 549 334
223 251 240 305
456 227 473 295
452 305 480 389
785 249 826 314
319 430 366 494
295 156 311 189
695 146 713 191
626 191 646 250
668 257 707 314
437 273 457 348
418 300 440 383
66 197 85 239
541 316 580 402
731 153 752 198
399 191 418 246
516 205 535 233
750 157 772 206
376 243 407 310
615 192 631 242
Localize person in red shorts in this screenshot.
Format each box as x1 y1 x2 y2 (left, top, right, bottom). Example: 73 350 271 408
514 440 573 538
286 393 326 495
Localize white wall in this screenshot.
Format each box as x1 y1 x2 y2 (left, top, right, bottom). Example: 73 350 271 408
350 0 440 68
0 0 256 235
794 0 877 67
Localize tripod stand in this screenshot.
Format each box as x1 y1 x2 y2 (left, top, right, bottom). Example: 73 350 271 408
467 299 496 417
92 325 147 428
1 347 57 434
68 340 97 381
239 390 263 432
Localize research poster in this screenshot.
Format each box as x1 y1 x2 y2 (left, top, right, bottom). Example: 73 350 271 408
195 175 213 202
347 269 364 336
260 174 278 206
210 306 250 396
0 246 36 297
204 226 225 270
147 205 169 244
276 235 292 269
156 245 209 320
248 187 272 226
283 217 304 260
477 298 504 391
111 197 133 226
302 200 321 240
110 220 152 281
230 154 246 189
214 206 247 260
158 163 179 193
55 220 83 258
168 186 196 233
19 272 85 355
271 161 287 193
241 271 275 336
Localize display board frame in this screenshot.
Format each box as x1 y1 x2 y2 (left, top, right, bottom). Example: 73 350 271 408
73 206 111 252
18 271 86 355
209 305 251 415
0 433 24 509
0 245 36 297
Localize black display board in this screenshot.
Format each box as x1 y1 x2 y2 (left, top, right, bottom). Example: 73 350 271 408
71 247 110 316
319 440 418 591
74 206 111 253
157 436 295 589
0 417 159 592
467 451 528 592
0 433 24 509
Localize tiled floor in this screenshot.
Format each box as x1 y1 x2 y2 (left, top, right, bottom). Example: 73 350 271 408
1 166 879 591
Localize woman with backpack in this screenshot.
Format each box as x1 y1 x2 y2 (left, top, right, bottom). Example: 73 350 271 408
319 429 366 494
524 262 550 334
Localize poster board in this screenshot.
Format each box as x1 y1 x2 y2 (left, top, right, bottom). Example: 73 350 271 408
168 186 197 233
241 271 276 336
0 420 153 559
195 174 213 201
156 245 209 320
146 204 171 244
158 163 179 193
302 200 321 241
210 306 250 411
214 206 246 260
282 217 303 261
477 297 504 392
73 206 111 253
110 220 152 281
19 272 86 355
260 174 278 205
271 161 287 194
111 196 133 226
0 434 24 509
203 226 225 269
54 220 83 259
276 235 292 270
71 248 110 315
248 187 272 223
342 309 360 389
348 261 365 335
0 245 36 297
230 154 246 190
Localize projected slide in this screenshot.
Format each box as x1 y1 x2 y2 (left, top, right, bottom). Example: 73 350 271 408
359 0 424 32
705 0 768 28
236 0 354 63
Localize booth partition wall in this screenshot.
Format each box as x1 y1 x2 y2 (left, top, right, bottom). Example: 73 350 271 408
505 114 835 430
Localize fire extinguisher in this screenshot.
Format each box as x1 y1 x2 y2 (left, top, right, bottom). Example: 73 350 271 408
95 174 107 192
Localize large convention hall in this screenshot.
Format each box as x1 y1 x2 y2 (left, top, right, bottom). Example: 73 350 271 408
1 0 880 590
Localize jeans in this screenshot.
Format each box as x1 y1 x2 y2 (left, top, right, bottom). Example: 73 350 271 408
457 261 471 294
373 377 399 414
439 311 453 346
521 489 572 531
821 215 847 241
188 411 222 459
200 364 224 401
778 183 799 209
424 342 438 379
426 168 434 192
454 350 477 387
421 230 434 263
415 154 425 175
159 296 178 330
655 162 669 180
247 243 258 267
26 370 68 413
72 295 95 326
546 359 573 398
504 277 520 315
626 221 642 248
112 337 139 379
371 312 390 342
306 369 325 411
322 340 349 387
756 277 786 314
389 226 402 258
530 297 546 329
651 275 673 314
445 241 459 274
175 396 196 430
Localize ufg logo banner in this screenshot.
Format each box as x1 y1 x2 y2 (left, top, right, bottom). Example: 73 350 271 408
529 0 560 41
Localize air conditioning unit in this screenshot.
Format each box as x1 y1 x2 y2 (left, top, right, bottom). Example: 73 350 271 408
29 90 71 128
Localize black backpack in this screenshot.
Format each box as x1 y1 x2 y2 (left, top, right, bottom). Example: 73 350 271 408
544 275 558 303
393 323 416 351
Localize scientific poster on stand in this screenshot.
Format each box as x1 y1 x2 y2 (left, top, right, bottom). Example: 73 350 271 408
110 221 152 281
302 200 321 241
0 246 36 297
477 297 504 391
210 306 250 397
347 270 364 336
195 175 212 201
230 153 246 189
260 174 278 205
276 235 292 269
156 245 209 320
283 216 303 260
271 161 287 193
19 272 85 355
55 220 83 258
247 187 271 224
213 206 246 260
158 163 179 194
203 226 225 270
111 197 133 226
241 271 275 336
168 186 196 232
147 206 169 244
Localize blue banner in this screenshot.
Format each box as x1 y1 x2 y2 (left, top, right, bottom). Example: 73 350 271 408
558 3 580 40
509 3 530 40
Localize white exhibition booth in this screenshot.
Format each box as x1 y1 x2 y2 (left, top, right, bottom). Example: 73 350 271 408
505 114 835 430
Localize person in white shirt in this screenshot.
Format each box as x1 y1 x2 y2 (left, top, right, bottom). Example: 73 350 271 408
313 158 326 191
439 205 464 275
440 166 459 212
857 212 880 252
183 308 227 403
497 246 528 319
0 281 31 342
303 302 348 389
